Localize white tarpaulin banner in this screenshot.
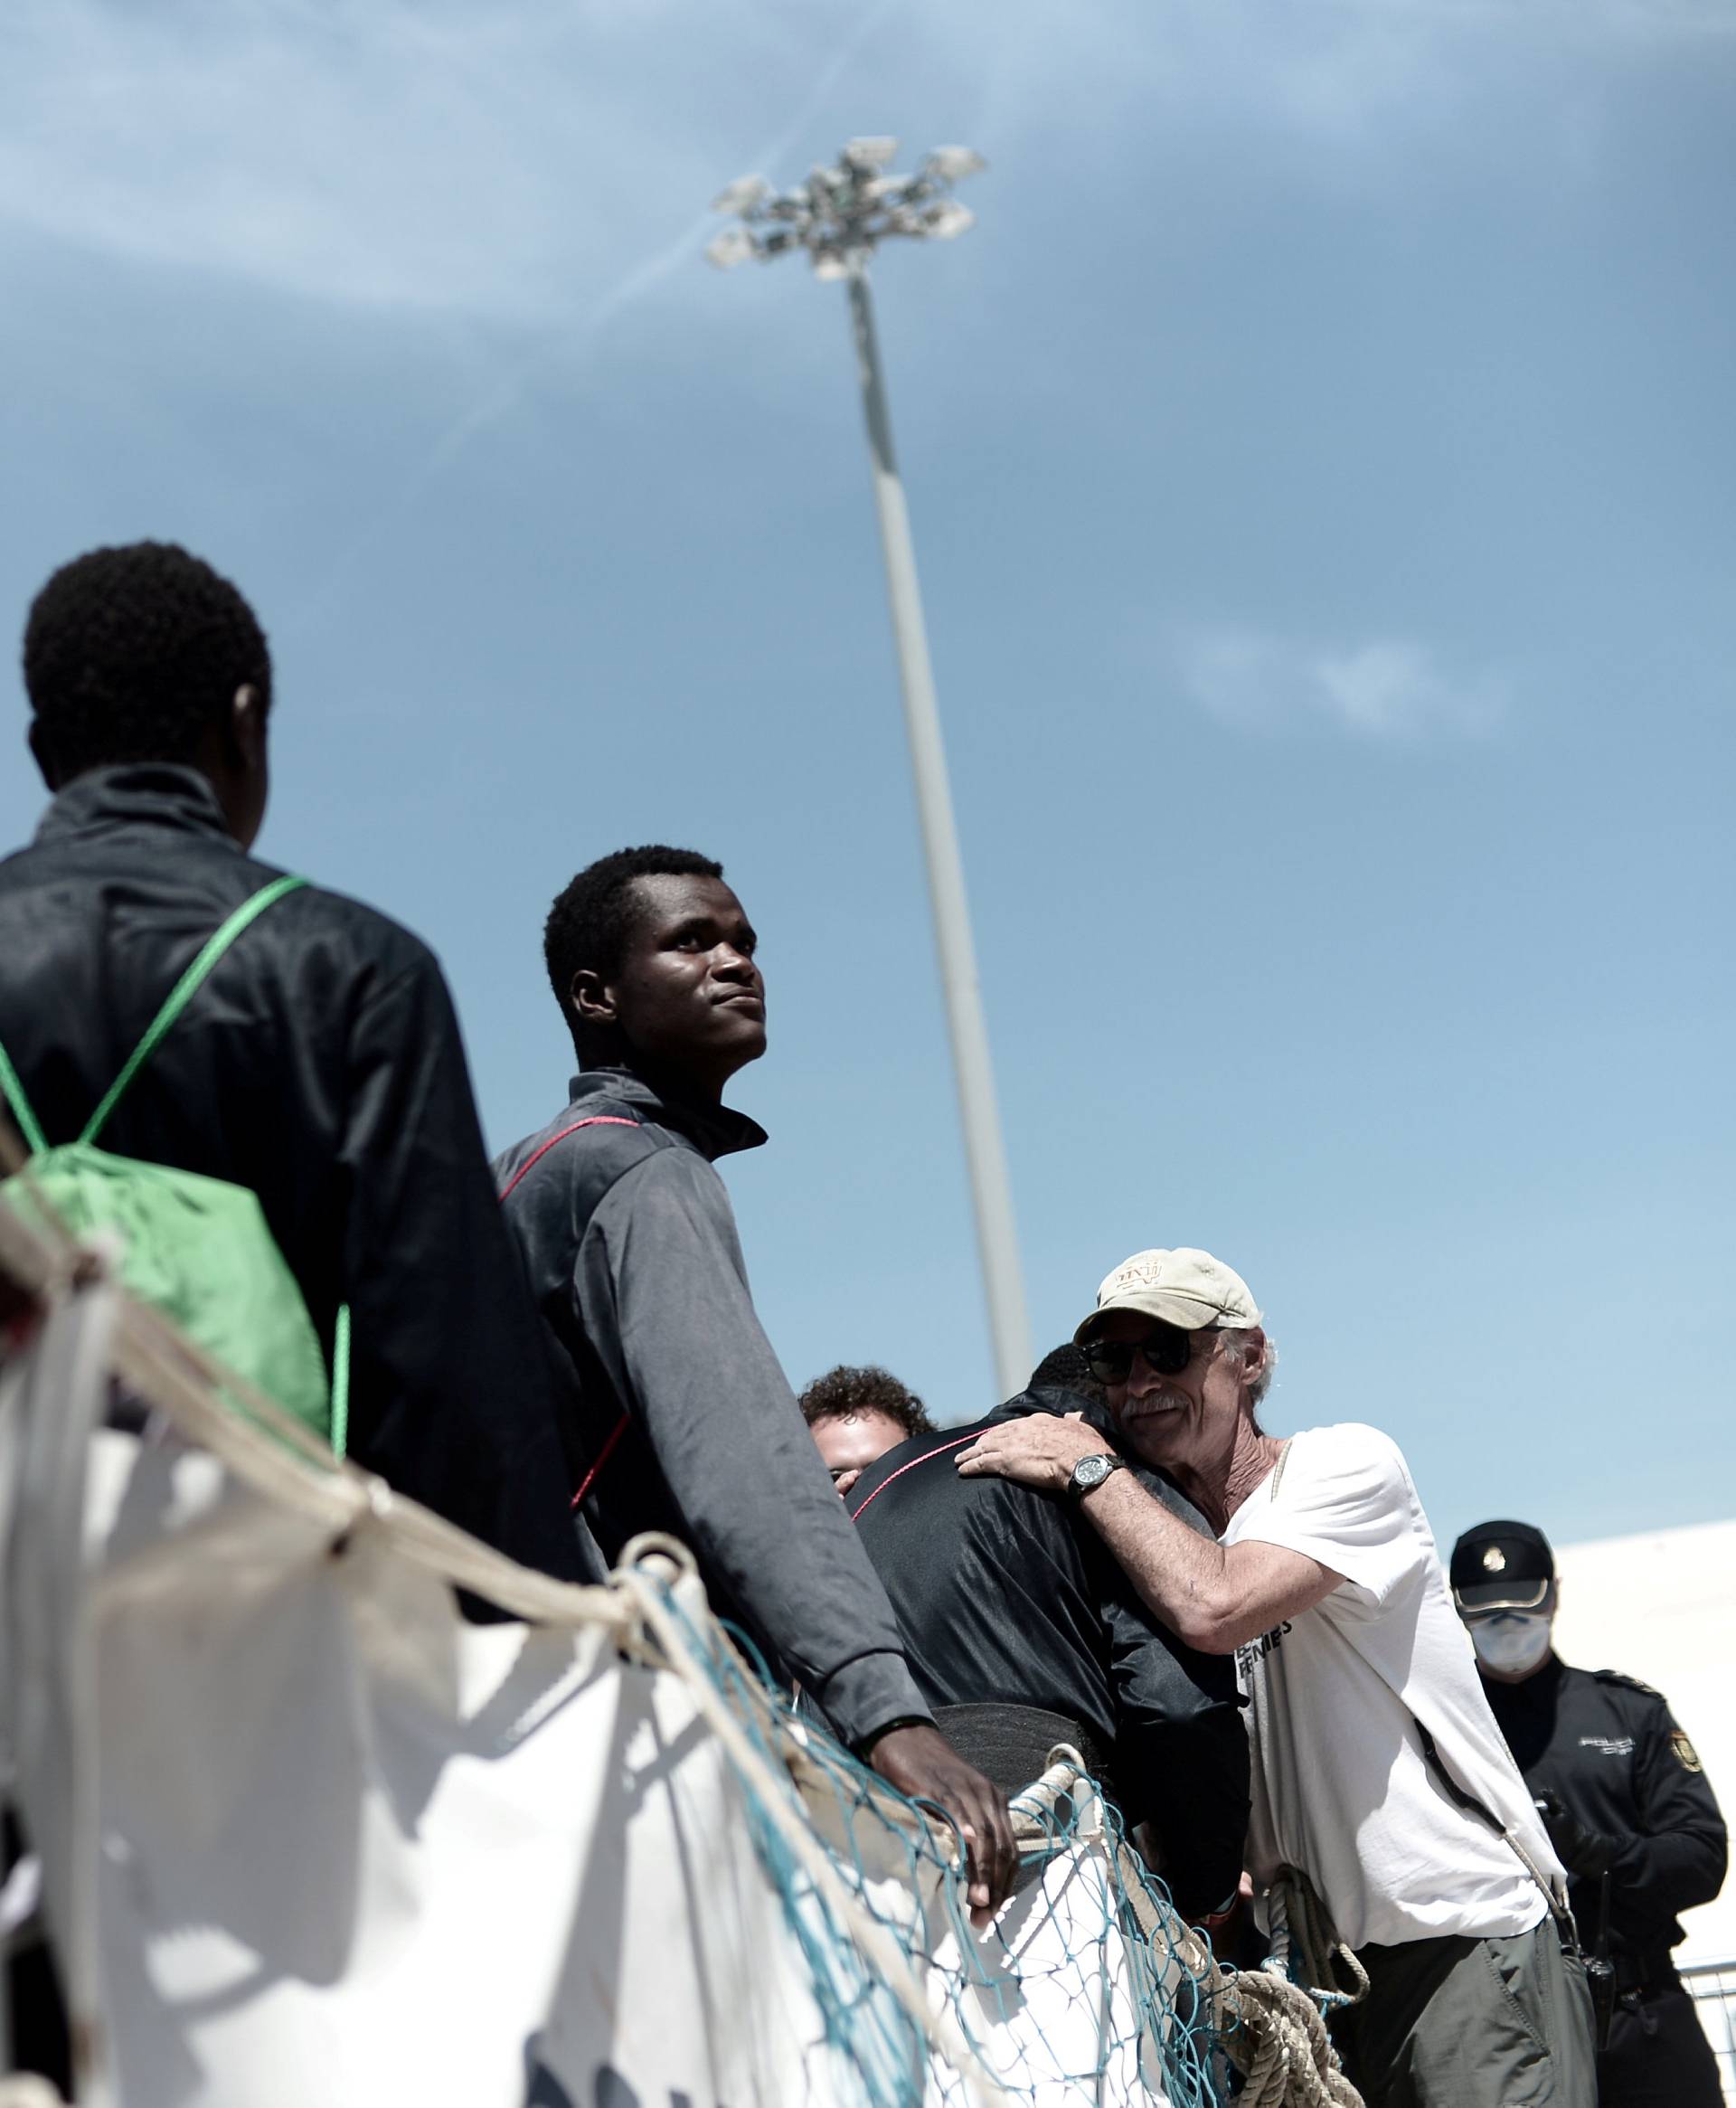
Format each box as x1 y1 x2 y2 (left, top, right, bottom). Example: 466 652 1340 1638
1 1285 1188 2108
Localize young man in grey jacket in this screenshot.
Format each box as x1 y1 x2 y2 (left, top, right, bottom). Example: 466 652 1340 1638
495 846 1015 1916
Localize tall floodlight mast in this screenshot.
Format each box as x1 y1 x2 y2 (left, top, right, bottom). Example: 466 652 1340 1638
708 138 1032 1402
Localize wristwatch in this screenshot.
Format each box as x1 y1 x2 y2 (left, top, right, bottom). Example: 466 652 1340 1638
1067 1453 1126 1502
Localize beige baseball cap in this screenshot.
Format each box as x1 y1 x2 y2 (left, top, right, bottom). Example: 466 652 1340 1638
1073 1247 1262 1342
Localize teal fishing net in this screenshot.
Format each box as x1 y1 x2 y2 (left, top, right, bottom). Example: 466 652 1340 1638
654 1580 1228 2107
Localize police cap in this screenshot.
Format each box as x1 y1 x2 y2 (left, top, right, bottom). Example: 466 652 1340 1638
1449 1518 1556 1613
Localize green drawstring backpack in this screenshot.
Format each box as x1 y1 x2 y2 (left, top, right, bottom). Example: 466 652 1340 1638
0 874 348 1456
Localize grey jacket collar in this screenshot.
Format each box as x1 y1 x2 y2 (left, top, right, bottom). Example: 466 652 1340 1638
566 1065 767 1164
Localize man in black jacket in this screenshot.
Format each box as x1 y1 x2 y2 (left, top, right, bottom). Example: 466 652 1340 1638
495 845 1016 1917
848 1347 1250 1924
0 541 582 1581
1453 1520 1727 2106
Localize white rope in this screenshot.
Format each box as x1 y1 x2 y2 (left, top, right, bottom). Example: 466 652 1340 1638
1263 1865 1369 2014
1218 1969 1363 2108
0 1186 637 1637
0 2079 70 2106
1195 1896 1364 2107
1007 1744 1092 1842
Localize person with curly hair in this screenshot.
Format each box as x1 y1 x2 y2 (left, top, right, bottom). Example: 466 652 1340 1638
798 1363 936 1497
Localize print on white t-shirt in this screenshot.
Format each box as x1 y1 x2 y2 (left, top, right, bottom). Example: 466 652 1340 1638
1222 1423 1563 1951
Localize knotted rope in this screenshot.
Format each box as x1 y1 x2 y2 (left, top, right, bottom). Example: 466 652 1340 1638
1264 1864 1370 2014
1211 1863 1366 2107
1214 1966 1363 2108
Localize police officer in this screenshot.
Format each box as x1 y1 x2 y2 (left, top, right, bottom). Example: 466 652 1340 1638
1452 1519 1728 2107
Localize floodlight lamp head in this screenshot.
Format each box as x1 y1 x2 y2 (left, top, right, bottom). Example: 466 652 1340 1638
712 174 771 215
704 226 758 270
922 200 975 240
925 146 986 183
705 136 985 274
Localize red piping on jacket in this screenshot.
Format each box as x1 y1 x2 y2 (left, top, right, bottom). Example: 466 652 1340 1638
496 1115 641 1204
571 1410 631 1509
494 1112 643 1507
848 1432 978 1525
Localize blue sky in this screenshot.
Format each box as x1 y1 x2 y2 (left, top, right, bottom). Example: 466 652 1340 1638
3 0 1731 1554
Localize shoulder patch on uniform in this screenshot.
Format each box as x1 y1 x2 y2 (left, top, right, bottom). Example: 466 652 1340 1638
1671 1729 1704 1773
1591 1668 1662 1700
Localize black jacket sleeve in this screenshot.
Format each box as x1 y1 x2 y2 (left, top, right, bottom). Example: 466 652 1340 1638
338 956 585 1582
1099 1553 1250 1917
1612 1701 1727 1924
580 1148 930 1748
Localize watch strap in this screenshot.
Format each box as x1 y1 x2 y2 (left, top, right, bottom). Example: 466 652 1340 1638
1069 1453 1126 1500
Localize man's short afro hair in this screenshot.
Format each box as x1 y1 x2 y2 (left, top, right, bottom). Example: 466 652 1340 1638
797 1365 935 1440
1026 1342 1108 1408
544 846 725 1035
24 541 271 781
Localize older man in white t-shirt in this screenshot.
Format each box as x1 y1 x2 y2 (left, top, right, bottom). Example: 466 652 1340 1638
957 1246 1596 2108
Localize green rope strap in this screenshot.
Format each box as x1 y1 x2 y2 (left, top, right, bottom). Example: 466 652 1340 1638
1 874 354 1460
80 874 309 1147
0 874 309 1157
0 1037 49 1156
330 1303 351 1462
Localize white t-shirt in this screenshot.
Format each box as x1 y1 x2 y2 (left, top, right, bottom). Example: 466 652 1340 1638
1222 1423 1563 1951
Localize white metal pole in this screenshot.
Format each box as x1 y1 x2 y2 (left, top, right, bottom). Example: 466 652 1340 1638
845 263 1033 1402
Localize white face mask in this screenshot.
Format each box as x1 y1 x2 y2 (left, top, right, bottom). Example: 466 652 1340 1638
1470 1612 1552 1676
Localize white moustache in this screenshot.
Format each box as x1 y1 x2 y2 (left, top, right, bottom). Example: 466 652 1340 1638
1122 1390 1189 1418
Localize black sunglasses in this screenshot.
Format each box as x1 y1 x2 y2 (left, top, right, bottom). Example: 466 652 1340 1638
1084 1323 1202 1386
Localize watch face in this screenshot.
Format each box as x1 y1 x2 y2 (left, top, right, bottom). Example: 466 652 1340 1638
1074 1455 1111 1491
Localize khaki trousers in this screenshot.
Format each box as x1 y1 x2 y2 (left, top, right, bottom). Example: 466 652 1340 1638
1331 1915 1598 2108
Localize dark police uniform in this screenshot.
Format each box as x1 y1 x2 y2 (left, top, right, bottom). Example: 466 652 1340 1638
1453 1522 1727 2108
1482 1659 1726 2108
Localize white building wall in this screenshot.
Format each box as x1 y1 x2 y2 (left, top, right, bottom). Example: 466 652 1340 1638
1550 1517 1734 1962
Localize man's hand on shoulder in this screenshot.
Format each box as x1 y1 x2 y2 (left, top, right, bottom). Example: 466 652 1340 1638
959 1415 1342 1654
955 1411 1102 1495
864 1723 1017 1924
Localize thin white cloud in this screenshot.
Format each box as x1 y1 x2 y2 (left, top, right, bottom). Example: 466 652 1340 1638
281 0 907 627
0 0 733 319
1179 628 1508 738
1 0 1725 322
952 0 1734 177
